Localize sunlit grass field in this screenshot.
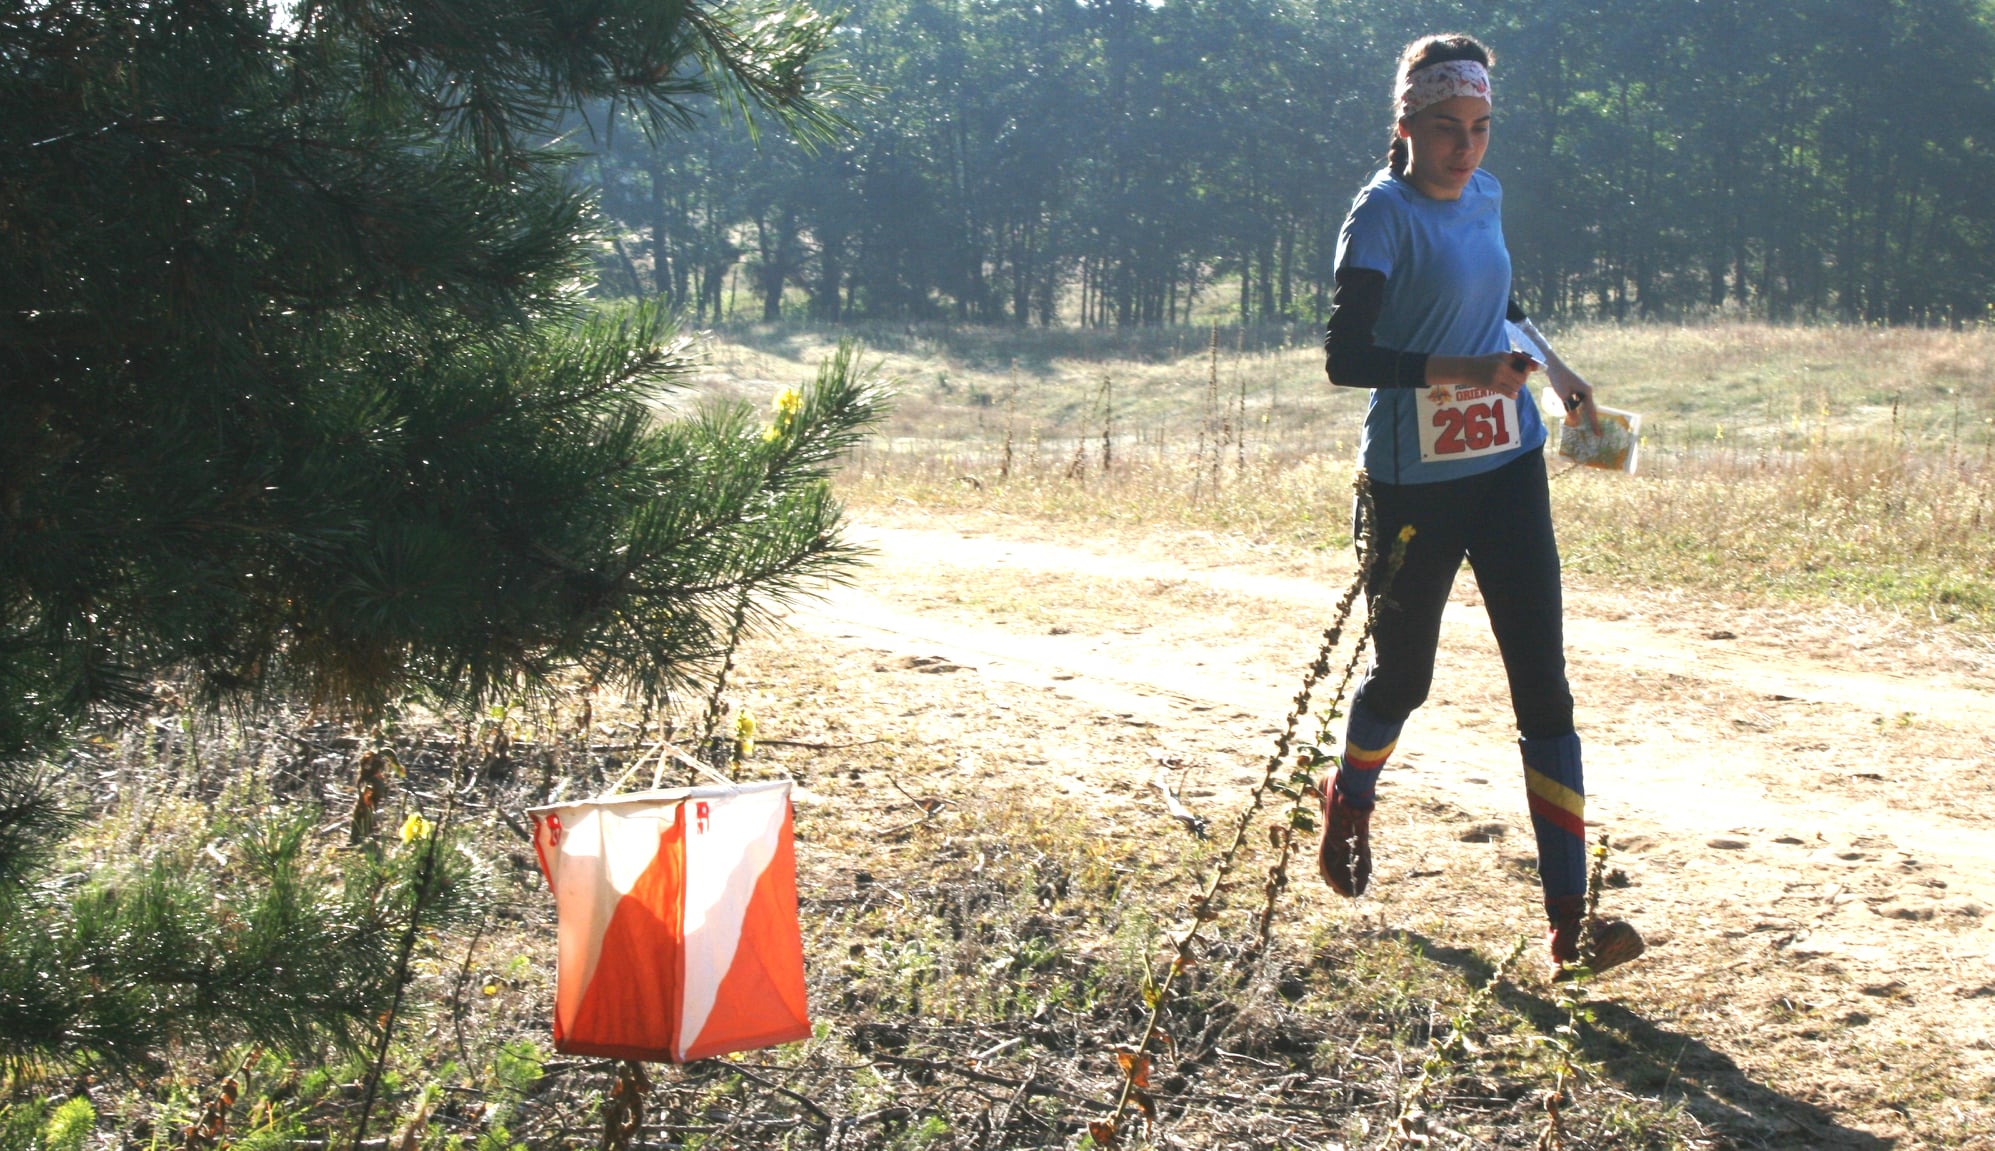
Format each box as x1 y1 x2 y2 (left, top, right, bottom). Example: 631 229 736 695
701 319 1995 630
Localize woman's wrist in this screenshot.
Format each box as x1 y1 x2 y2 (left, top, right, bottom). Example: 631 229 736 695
1425 352 1534 399
1547 361 1589 398
1424 354 1474 388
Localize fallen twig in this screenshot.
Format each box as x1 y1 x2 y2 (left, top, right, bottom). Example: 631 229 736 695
889 775 950 816
722 1064 834 1127
1150 769 1208 840
868 1054 1101 1110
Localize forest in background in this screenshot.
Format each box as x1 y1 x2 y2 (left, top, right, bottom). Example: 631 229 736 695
583 0 1995 328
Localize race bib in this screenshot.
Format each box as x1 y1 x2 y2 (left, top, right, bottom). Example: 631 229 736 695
1417 384 1520 463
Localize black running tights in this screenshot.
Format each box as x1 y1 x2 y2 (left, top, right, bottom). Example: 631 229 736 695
1351 447 1575 740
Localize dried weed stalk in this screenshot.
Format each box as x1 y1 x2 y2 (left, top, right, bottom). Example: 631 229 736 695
1093 470 1405 1147
179 1047 261 1151
1192 325 1221 502
700 589 753 767
1392 937 1529 1147
351 735 469 1151
1539 831 1619 1149
1251 486 1414 953
600 1060 651 1151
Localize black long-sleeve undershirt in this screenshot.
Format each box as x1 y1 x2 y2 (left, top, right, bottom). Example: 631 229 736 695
1323 267 1529 389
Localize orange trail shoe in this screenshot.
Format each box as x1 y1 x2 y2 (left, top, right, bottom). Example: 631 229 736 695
1317 784 1373 898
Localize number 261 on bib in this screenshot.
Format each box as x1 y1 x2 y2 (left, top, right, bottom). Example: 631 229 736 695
1417 386 1517 463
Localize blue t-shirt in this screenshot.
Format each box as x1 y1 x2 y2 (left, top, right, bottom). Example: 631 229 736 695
1333 168 1546 484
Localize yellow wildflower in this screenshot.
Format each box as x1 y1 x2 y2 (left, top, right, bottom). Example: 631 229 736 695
399 812 434 844
764 386 804 442
1397 524 1417 544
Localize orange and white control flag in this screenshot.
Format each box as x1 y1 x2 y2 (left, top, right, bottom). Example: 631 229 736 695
528 781 811 1062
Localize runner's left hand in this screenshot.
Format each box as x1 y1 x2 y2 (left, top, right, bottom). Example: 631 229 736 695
1549 367 1600 433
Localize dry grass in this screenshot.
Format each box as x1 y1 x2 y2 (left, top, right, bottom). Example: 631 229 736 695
696 319 1995 629
12 318 1988 1150
11 673 1717 1151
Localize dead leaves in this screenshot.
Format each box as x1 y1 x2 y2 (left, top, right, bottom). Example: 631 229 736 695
1115 1049 1159 1122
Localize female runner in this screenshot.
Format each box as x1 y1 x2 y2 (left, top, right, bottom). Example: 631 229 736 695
1317 32 1642 976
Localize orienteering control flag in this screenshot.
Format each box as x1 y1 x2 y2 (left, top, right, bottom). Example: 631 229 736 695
529 780 811 1062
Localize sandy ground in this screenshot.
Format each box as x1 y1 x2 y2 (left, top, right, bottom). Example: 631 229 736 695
757 508 1995 1149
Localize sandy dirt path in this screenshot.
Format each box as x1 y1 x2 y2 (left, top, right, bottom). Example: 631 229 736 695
780 515 1995 1149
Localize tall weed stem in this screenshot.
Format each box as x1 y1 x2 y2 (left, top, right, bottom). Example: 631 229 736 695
1095 471 1406 1145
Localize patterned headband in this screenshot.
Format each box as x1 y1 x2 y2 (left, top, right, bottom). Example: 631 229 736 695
1396 60 1491 119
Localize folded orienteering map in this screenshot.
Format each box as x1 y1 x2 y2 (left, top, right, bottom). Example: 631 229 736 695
1542 387 1642 474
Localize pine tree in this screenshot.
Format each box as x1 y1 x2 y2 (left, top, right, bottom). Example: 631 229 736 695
0 0 874 1063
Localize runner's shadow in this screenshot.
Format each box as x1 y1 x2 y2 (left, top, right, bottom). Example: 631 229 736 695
1394 930 1894 1151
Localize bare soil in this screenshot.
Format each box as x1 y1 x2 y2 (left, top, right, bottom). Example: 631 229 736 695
746 505 1995 1149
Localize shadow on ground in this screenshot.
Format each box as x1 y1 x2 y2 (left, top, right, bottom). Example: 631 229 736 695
1396 929 1895 1151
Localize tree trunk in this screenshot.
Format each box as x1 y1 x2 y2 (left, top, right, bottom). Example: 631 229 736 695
1238 252 1251 324
812 231 845 321
1276 227 1294 318
647 158 672 299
